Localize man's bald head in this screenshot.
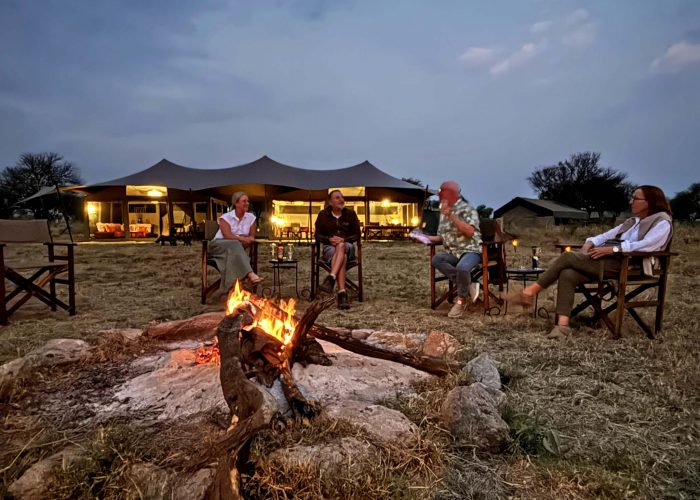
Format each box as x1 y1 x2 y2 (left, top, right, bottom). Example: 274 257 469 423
439 181 461 205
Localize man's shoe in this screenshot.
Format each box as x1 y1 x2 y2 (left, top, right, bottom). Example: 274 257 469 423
319 275 336 293
448 300 466 318
469 282 480 303
546 325 572 339
337 291 350 310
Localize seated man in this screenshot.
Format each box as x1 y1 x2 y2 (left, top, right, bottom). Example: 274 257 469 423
426 181 482 318
315 189 361 310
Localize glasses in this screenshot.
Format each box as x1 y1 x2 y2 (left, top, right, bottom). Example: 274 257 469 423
630 196 646 201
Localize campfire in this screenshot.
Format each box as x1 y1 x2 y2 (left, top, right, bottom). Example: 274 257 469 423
194 281 299 366
188 281 463 497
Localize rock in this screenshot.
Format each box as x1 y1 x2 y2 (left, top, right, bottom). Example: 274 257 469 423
421 330 461 359
98 328 143 342
440 383 510 452
363 330 425 353
464 353 501 392
128 463 218 500
28 339 91 366
146 312 225 339
291 340 433 404
8 447 80 499
324 400 418 444
0 357 29 399
267 437 374 471
97 349 229 421
97 348 281 423
350 328 374 340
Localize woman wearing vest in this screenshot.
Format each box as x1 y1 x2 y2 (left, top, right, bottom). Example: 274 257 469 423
209 191 263 295
507 185 672 339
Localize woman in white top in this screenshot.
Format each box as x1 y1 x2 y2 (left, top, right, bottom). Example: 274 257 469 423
209 191 262 292
507 185 672 339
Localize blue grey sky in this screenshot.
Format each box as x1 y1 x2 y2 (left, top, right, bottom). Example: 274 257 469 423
1 0 699 208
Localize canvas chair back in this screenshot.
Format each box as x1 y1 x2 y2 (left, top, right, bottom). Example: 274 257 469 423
0 219 52 244
204 220 220 241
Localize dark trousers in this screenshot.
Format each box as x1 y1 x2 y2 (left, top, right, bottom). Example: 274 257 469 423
537 252 621 317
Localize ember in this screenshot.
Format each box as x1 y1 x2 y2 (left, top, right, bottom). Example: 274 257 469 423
194 340 220 365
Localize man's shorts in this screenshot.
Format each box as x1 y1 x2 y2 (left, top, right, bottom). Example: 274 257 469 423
322 242 355 265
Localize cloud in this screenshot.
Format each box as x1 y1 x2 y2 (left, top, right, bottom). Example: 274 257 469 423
530 20 551 35
458 46 499 68
490 43 539 76
562 21 597 48
652 41 700 73
567 8 589 25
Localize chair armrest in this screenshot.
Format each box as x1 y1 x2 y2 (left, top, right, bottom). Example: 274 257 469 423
623 251 677 257
44 242 77 248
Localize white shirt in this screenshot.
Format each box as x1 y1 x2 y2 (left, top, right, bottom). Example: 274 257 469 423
586 218 671 253
214 211 256 240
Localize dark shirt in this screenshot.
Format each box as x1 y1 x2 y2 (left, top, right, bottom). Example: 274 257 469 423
314 206 361 244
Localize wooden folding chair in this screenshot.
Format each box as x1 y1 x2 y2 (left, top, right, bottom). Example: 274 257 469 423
310 239 363 301
0 219 76 325
429 219 507 315
570 248 675 339
201 221 258 304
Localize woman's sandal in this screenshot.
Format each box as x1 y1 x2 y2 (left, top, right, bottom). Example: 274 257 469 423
503 290 534 308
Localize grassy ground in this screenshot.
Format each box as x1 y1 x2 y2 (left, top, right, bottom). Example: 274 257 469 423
1 224 699 498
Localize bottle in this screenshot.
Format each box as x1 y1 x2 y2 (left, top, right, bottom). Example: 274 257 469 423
277 242 284 261
286 243 294 261
270 242 277 259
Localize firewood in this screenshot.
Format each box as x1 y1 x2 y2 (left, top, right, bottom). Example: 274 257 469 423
310 324 463 376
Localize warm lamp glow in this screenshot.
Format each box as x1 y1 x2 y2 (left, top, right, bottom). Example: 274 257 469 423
147 189 163 197
410 216 420 226
87 204 97 215
381 199 390 207
390 218 399 225
565 245 572 253
511 239 519 247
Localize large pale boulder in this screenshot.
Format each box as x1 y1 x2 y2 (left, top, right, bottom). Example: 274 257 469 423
440 383 510 452
323 400 418 444
291 340 433 404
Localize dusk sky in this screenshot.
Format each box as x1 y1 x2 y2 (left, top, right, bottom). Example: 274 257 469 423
1 0 699 208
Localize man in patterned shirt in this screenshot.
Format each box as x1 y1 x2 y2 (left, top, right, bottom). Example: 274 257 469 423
427 181 482 318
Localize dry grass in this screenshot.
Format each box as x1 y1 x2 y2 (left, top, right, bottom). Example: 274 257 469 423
1 224 699 498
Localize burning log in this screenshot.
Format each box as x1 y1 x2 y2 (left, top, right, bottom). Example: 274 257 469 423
244 295 463 376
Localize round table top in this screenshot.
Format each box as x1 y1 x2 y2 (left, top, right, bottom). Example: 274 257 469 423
269 259 298 264
506 267 545 275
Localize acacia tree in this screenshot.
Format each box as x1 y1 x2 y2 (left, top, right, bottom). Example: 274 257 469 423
528 152 633 218
0 152 82 218
670 182 700 221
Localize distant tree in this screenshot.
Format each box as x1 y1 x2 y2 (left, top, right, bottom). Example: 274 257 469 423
528 152 633 218
402 177 424 187
670 182 700 221
0 153 82 219
476 204 493 219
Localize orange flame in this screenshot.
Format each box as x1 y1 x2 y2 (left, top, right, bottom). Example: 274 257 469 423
195 281 298 365
226 280 298 348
